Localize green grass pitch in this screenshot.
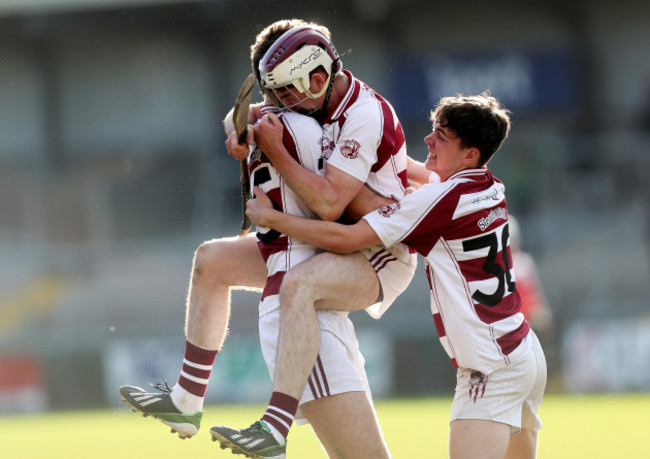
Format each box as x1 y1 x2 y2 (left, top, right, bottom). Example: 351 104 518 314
1 393 647 458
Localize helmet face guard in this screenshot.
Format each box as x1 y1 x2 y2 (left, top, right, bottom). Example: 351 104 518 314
262 85 316 112
259 26 341 110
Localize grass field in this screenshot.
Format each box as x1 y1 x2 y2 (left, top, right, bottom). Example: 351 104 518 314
1 393 648 458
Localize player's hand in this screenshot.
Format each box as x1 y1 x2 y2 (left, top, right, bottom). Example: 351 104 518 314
249 103 264 124
225 129 253 161
405 185 419 195
253 112 284 159
246 186 274 227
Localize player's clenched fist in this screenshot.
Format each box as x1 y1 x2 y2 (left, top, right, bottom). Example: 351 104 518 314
253 113 285 159
245 186 273 227
225 129 253 160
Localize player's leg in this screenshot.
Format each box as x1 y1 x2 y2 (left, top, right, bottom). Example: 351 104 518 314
184 233 267 349
268 247 415 403
169 234 267 410
229 249 414 450
300 310 389 459
506 332 546 458
505 428 538 459
449 419 510 459
120 234 267 438
209 249 414 453
212 307 388 458
218 252 381 451
301 392 390 459
449 331 547 459
272 251 380 401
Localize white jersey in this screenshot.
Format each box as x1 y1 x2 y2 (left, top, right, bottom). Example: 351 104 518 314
364 168 531 374
323 70 408 201
261 70 409 200
257 71 417 319
323 70 417 318
251 112 373 414
250 112 326 317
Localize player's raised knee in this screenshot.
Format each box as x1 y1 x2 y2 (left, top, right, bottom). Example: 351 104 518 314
192 238 232 279
278 269 312 306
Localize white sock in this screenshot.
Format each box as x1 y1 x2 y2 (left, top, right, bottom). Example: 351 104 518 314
170 384 204 414
263 421 286 444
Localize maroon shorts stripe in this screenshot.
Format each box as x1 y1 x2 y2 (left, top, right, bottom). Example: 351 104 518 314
374 254 397 273
310 365 325 398
257 237 289 263
315 356 330 396
261 271 285 301
306 354 329 399
307 374 318 399
367 249 386 265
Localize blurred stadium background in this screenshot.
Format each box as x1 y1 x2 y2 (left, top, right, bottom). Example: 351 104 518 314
0 0 648 415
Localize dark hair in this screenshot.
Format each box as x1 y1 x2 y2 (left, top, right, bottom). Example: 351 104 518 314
431 91 511 166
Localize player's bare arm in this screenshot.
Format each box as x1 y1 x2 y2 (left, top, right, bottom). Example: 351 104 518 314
224 102 265 133
223 99 267 159
407 156 434 185
254 112 364 221
246 186 379 253
344 185 395 221
345 156 434 220
225 129 254 160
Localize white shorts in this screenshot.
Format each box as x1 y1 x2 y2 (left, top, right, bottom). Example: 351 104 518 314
259 308 372 425
362 243 417 319
450 331 547 434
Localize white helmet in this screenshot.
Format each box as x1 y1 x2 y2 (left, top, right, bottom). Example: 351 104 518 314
259 26 341 105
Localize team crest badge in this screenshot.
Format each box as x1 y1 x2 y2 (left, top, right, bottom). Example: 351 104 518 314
250 148 262 164
378 202 400 218
469 370 488 402
340 139 361 159
249 148 264 170
319 137 334 159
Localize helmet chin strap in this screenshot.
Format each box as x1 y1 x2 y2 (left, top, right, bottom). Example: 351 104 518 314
313 54 346 122
311 72 336 124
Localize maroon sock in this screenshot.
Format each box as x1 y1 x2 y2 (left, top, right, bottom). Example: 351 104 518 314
177 341 218 397
261 391 300 440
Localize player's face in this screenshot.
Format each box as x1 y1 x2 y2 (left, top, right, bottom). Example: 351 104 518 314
424 122 472 181
268 80 321 114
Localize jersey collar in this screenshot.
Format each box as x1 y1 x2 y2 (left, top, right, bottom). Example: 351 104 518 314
324 69 360 123
447 167 490 181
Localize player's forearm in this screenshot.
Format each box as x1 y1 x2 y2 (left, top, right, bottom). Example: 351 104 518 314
407 156 432 185
261 209 363 253
344 186 395 221
224 103 265 136
270 149 345 221
249 103 264 124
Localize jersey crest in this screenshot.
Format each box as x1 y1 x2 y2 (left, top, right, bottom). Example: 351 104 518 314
319 136 335 159
378 202 400 218
340 139 361 159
